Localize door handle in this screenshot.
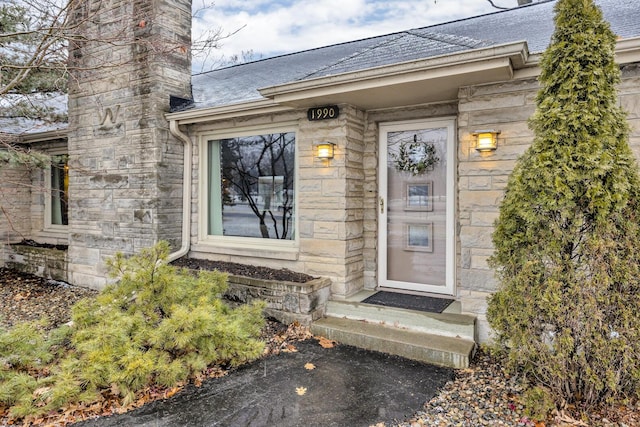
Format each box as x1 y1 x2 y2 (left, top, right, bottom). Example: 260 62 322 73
379 197 385 214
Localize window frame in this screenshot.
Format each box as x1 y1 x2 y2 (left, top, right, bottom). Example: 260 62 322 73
198 123 299 251
44 149 69 231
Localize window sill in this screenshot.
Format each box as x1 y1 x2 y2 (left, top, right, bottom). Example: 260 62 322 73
190 241 299 261
31 228 69 246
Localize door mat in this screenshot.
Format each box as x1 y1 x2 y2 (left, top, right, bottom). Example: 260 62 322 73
362 291 454 314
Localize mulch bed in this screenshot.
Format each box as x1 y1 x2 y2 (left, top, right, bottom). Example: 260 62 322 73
171 257 316 283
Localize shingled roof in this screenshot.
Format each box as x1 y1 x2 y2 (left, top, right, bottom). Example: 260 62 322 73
191 0 640 109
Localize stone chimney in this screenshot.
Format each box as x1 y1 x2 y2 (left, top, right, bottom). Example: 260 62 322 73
66 0 192 289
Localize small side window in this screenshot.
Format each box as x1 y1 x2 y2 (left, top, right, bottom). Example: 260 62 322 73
50 156 68 226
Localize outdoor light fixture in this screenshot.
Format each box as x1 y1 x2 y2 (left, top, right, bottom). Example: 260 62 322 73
316 142 336 160
473 130 500 152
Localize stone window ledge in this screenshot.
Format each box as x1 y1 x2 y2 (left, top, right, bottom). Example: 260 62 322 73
190 242 299 261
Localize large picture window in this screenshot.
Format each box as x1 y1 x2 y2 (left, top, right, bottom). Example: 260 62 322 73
207 131 295 240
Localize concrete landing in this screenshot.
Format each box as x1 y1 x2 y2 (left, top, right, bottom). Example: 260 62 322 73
311 296 477 369
311 316 474 369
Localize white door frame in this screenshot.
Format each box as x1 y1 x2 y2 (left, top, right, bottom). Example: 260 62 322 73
377 117 456 295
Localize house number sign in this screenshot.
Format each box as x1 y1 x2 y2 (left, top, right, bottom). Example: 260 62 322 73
307 105 339 121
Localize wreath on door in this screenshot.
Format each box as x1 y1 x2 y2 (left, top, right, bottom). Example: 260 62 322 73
392 138 440 176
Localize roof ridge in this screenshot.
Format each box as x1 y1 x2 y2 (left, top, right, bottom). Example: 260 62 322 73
192 32 411 76
406 29 490 49
298 33 407 81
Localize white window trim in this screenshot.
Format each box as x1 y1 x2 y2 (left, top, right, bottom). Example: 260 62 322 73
197 122 300 253
44 149 68 232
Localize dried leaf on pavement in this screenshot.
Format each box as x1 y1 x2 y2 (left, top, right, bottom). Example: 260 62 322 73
317 336 336 348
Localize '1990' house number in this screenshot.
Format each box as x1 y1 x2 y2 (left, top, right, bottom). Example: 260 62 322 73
307 105 339 121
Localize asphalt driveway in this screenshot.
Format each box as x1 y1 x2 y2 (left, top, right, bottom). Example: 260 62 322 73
73 339 453 427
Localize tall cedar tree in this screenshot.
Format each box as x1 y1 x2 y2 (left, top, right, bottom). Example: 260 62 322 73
487 0 640 412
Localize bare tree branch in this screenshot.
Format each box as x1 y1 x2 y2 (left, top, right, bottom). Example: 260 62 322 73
1 0 225 96
486 0 511 10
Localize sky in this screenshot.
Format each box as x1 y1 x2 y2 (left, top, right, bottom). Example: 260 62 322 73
191 0 525 72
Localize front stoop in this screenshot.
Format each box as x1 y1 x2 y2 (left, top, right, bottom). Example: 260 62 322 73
310 300 476 369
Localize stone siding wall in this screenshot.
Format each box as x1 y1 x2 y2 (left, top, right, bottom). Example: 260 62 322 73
188 104 368 298
66 0 192 289
620 64 640 159
224 275 332 325
0 154 31 248
457 64 640 342
298 105 366 297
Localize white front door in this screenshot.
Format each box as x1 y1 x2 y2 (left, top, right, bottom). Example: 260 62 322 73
378 118 455 295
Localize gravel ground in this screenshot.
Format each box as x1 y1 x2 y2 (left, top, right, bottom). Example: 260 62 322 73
2 267 640 426
396 351 535 427
0 267 97 330
396 361 640 427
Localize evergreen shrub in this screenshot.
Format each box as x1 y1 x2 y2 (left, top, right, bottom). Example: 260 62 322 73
487 0 640 413
0 241 266 419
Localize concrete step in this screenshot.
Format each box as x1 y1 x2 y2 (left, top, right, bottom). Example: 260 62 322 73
311 316 475 369
325 300 477 342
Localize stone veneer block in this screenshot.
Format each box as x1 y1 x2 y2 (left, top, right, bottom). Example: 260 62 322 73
224 275 332 326
4 245 68 282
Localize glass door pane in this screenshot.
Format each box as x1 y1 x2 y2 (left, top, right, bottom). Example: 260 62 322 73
379 120 454 295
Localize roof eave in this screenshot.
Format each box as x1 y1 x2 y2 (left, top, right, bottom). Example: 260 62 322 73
167 36 640 123
257 41 530 109
16 128 68 144
615 36 640 65
166 98 294 124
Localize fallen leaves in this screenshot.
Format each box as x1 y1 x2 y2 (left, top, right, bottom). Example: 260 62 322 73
552 410 588 426
262 321 312 356
281 344 298 353
293 361 316 398
317 336 336 349
288 321 313 340
163 387 180 399
13 291 31 301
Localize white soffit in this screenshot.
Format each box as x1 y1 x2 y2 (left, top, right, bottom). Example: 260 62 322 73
616 36 640 65
258 42 529 110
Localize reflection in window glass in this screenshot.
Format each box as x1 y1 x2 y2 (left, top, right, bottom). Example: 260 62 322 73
208 132 295 240
51 157 68 226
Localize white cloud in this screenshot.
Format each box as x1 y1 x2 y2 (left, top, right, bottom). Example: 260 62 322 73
192 0 513 72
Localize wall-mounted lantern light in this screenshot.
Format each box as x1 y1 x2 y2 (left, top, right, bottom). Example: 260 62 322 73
316 142 336 160
473 130 500 152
